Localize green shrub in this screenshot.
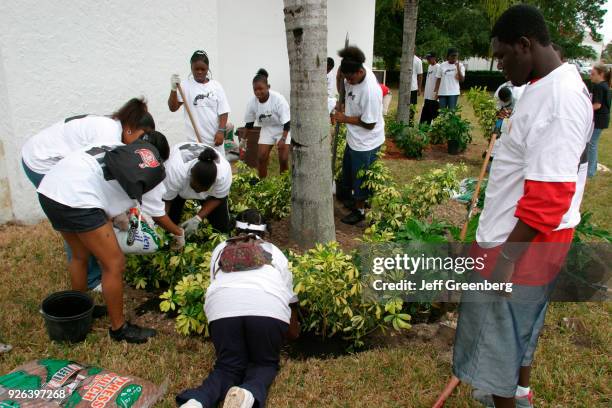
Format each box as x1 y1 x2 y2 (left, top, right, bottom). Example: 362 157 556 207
230 162 291 220
289 242 411 349
466 87 497 141
430 107 472 151
387 120 430 159
160 272 210 336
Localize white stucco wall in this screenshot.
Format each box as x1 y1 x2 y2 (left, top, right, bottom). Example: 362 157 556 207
0 0 374 224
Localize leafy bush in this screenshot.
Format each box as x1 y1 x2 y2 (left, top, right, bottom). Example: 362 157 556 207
574 211 612 242
160 273 210 335
387 120 430 159
333 124 347 180
466 87 497 141
289 242 410 348
360 156 466 241
230 162 291 220
430 107 472 151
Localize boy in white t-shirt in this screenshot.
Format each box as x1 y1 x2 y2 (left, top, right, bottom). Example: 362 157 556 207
333 46 385 225
410 55 424 121
420 52 441 124
434 48 465 110
244 69 291 178
169 50 231 158
450 6 592 408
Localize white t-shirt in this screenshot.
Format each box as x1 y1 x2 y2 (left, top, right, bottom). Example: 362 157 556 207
411 56 424 91
344 67 386 151
424 63 440 100
176 78 231 147
494 81 526 109
477 64 593 244
37 145 166 218
244 90 291 144
205 239 298 323
162 142 232 201
327 71 337 114
435 61 465 96
22 115 122 174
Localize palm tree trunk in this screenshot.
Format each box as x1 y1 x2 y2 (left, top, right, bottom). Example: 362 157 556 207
283 0 336 248
396 0 419 124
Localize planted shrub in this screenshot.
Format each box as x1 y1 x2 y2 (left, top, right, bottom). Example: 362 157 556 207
466 87 497 141
430 107 472 153
387 120 430 159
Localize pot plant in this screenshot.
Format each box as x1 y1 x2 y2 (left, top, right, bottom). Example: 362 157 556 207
432 107 472 154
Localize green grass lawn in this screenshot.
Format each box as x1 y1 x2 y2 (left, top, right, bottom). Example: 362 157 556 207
0 92 610 407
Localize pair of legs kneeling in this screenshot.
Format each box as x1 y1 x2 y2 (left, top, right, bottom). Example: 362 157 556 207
177 316 288 408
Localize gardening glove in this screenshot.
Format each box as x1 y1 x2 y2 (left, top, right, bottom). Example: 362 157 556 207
170 229 185 251
112 212 130 231
170 74 180 91
181 215 202 238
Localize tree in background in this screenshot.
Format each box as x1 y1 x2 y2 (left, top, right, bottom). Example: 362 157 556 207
480 0 517 70
602 42 612 63
374 0 606 71
283 0 336 248
396 0 419 123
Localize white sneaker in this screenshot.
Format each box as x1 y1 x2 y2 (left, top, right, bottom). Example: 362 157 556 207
179 399 203 408
92 283 102 293
223 387 255 408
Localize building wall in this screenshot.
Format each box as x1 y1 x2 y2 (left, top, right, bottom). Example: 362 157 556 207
0 0 374 223
0 0 218 222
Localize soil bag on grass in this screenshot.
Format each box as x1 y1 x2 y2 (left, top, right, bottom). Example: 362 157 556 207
114 212 161 255
0 359 166 408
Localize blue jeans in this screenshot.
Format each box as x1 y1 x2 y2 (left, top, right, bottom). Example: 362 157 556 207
22 159 102 289
587 128 603 177
438 95 459 110
341 145 381 201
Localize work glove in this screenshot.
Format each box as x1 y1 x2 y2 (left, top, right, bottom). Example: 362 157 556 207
170 229 185 251
181 215 202 238
171 74 180 91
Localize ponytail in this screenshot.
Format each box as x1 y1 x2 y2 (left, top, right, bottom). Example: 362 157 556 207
112 97 155 131
253 68 269 85
191 147 218 190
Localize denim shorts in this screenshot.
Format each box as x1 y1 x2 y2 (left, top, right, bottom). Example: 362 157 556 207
38 194 107 233
452 273 552 398
341 145 381 201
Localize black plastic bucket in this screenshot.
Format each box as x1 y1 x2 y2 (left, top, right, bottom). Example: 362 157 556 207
41 291 94 343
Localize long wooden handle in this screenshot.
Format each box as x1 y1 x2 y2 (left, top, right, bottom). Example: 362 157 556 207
177 83 203 144
432 376 461 408
459 132 498 241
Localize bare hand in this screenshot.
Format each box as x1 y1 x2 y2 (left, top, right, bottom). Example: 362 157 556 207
334 111 347 123
214 131 224 146
277 138 287 148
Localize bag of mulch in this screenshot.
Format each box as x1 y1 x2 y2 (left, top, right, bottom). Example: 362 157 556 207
114 211 161 255
0 359 166 408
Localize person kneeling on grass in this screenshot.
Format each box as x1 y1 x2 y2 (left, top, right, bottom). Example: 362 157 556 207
244 69 291 179
36 138 180 343
176 209 299 408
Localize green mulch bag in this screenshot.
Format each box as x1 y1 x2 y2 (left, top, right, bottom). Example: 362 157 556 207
0 359 166 408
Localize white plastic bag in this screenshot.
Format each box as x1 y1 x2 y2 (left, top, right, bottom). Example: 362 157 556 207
114 214 161 254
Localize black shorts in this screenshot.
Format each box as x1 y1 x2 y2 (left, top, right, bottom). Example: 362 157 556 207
38 194 107 233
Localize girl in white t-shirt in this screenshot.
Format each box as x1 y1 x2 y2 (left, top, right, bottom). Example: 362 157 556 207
169 50 231 158
176 209 299 408
21 98 157 291
36 140 176 344
244 69 291 178
163 143 233 237
434 48 466 110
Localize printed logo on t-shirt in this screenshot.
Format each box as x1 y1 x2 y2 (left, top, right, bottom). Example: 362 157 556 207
347 91 356 100
179 143 208 163
258 113 273 123
193 92 215 106
134 149 160 169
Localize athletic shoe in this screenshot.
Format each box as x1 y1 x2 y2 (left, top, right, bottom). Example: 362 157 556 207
109 322 156 344
472 389 534 408
92 305 108 319
341 209 365 225
179 399 204 408
222 386 255 408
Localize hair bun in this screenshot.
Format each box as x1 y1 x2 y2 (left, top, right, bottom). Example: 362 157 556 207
198 147 218 162
338 46 366 64
256 68 269 78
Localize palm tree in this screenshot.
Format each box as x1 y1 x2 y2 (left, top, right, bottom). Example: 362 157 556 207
396 0 419 124
283 0 336 248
